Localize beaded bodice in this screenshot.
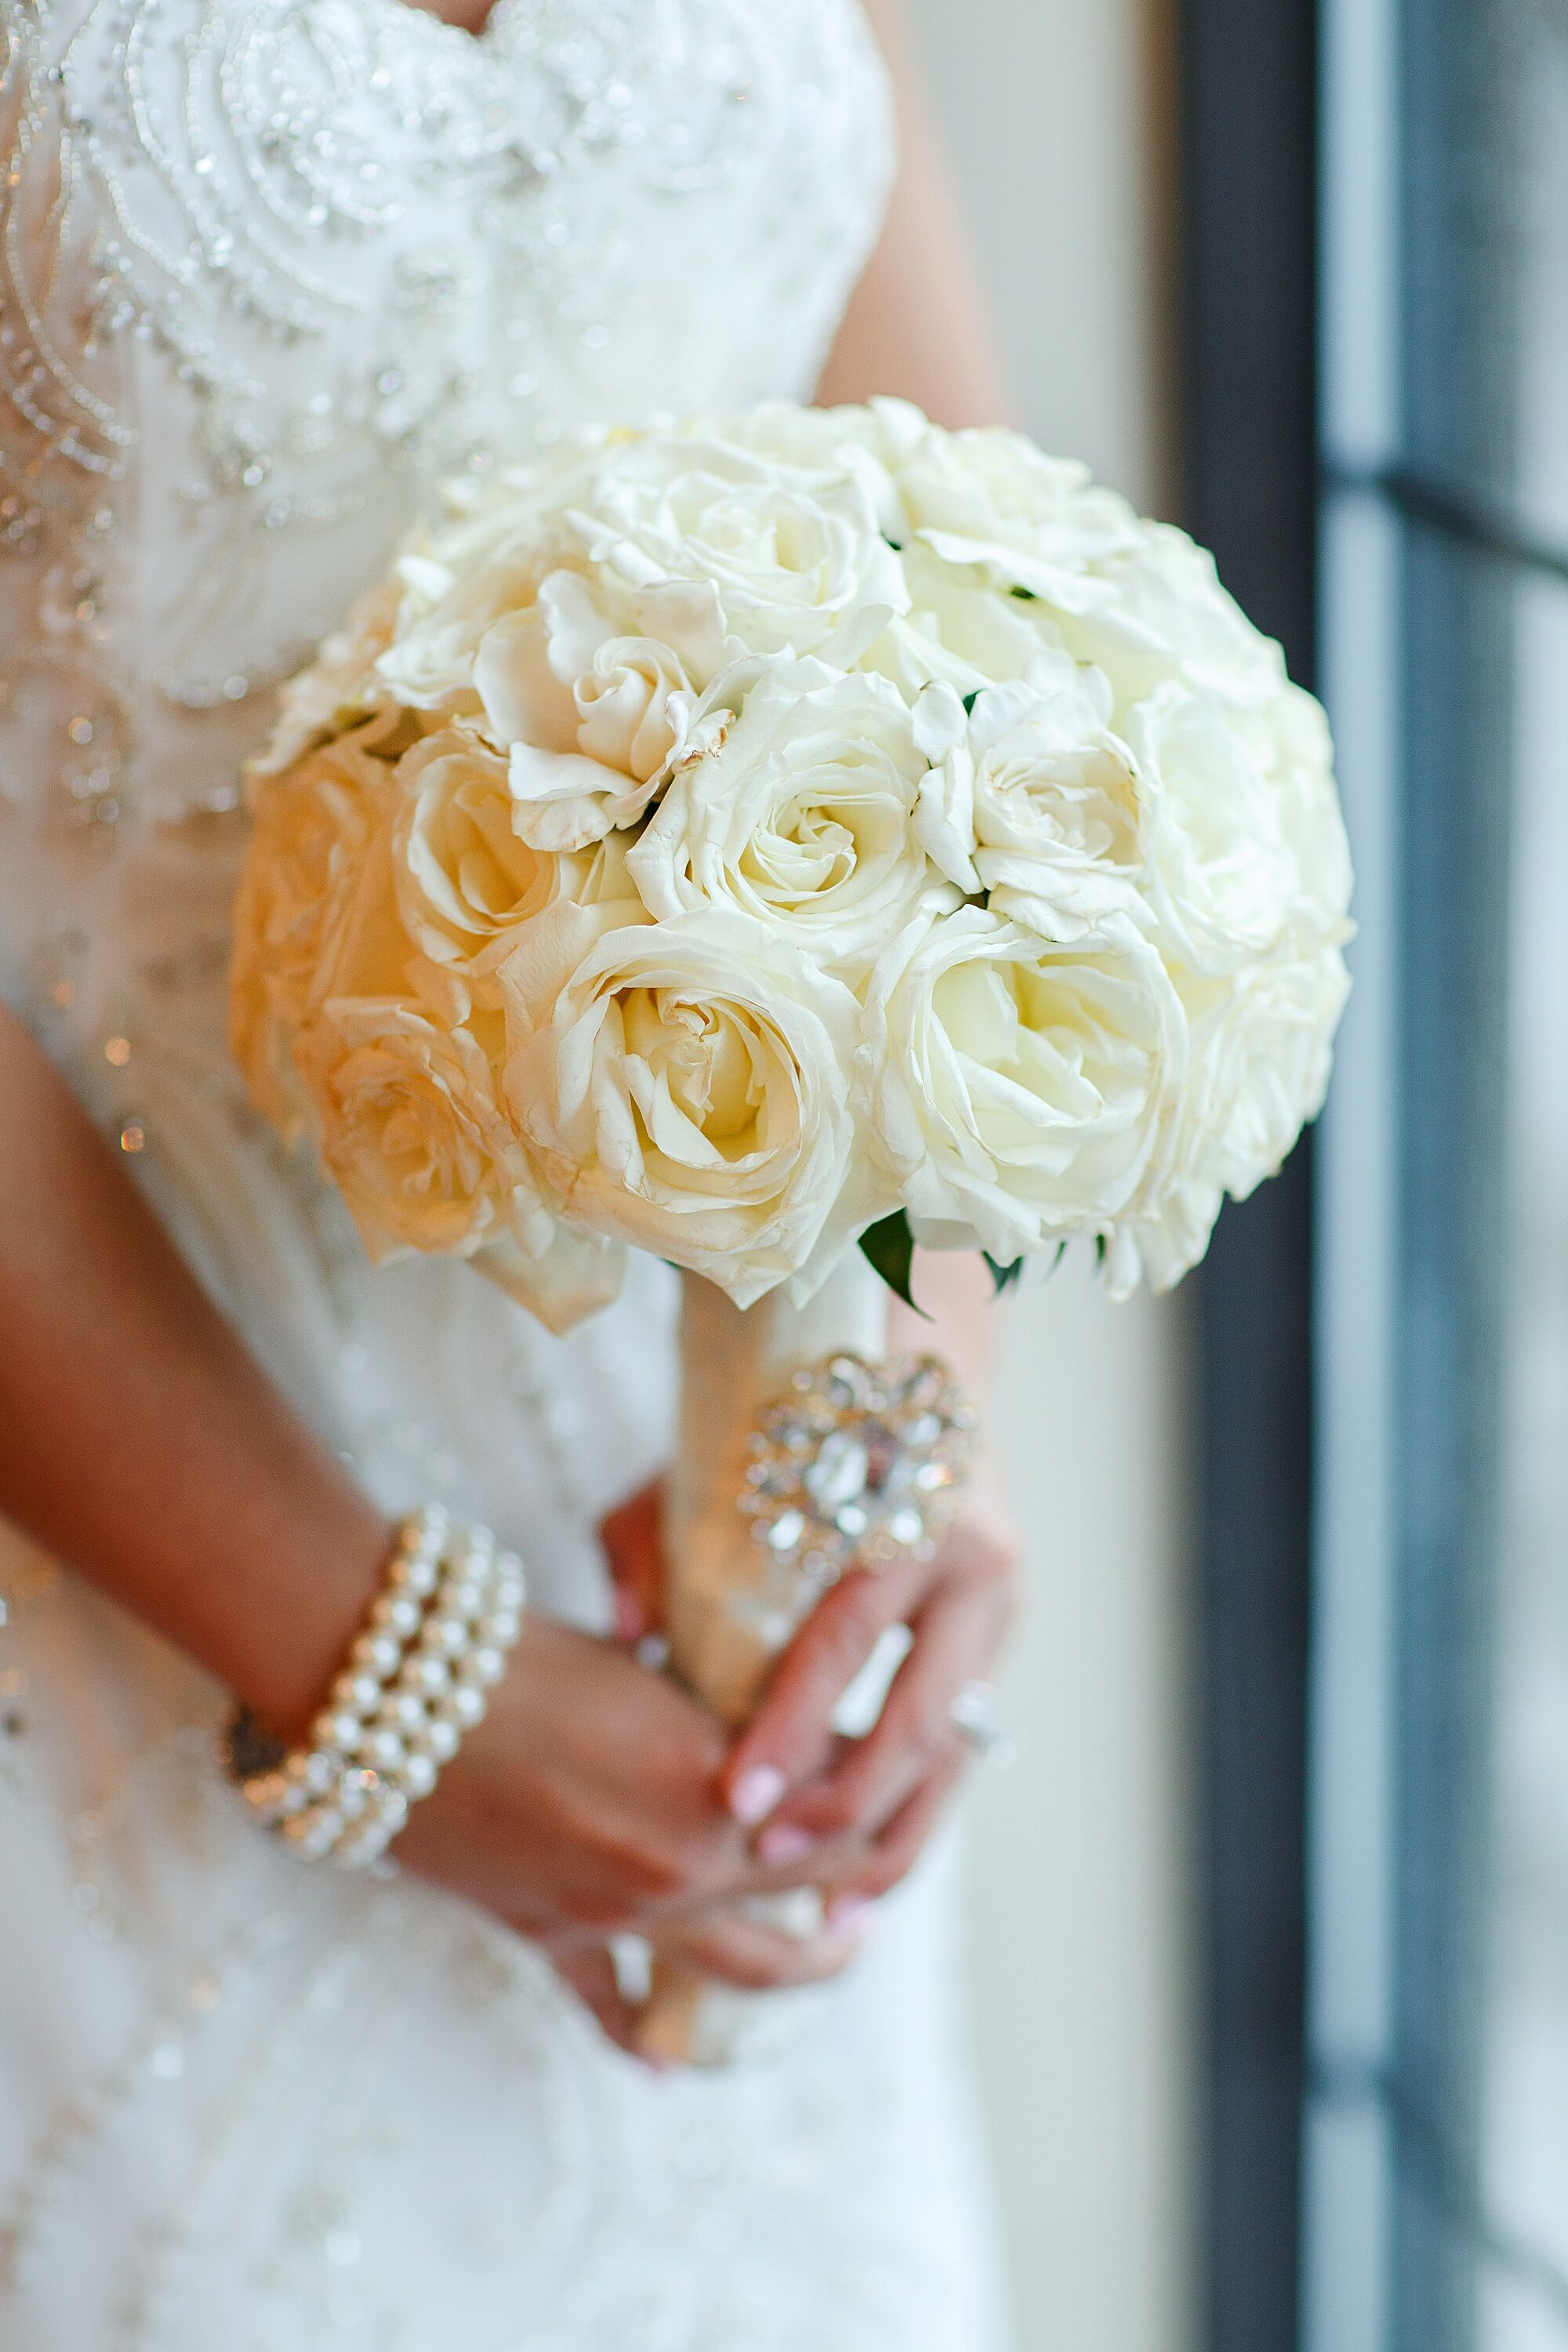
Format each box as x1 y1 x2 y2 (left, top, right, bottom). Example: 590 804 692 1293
0 0 891 1049
0 0 891 1507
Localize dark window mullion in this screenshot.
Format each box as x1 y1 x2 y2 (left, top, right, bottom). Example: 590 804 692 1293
1182 3 1321 2350
1325 460 1568 585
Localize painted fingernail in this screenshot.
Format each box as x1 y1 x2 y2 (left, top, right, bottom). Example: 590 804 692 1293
827 1895 877 1932
729 1764 787 1825
757 1823 816 1866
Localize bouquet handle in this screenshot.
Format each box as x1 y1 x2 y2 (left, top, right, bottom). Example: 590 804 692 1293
636 1257 891 2065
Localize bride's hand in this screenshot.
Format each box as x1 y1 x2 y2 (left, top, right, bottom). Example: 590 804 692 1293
602 1464 1023 1912
728 1465 1022 1900
393 1613 869 2048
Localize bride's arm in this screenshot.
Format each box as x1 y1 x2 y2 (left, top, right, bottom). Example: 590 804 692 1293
816 0 1015 428
0 1011 393 1720
0 1007 864 2030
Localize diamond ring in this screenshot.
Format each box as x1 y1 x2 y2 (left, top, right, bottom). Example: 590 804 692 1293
949 1680 1017 1769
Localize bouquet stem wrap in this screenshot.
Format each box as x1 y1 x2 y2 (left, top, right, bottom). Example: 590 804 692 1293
637 1254 889 2066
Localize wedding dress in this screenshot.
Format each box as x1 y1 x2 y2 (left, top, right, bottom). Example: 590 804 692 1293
0 2 1011 2345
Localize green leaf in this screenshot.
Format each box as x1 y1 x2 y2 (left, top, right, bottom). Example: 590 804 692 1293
1094 1234 1108 1269
962 690 982 717
982 1251 1025 1296
884 535 905 552
1009 584 1039 601
1047 1240 1069 1280
858 1210 925 1312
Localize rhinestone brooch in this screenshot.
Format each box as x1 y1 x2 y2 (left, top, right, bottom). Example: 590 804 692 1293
738 1353 978 1588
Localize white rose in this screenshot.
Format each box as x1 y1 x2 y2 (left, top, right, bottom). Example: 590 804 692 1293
862 537 1049 700
627 664 946 978
912 664 1146 942
862 906 1185 1270
372 537 548 716
558 430 908 663
1127 681 1319 974
1231 679 1355 946
497 902 871 1305
1129 945 1351 1290
708 400 895 480
1051 521 1287 708
871 405 1142 611
477 571 739 851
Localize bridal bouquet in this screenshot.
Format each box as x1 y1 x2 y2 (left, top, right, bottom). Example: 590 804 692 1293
231 398 1351 2054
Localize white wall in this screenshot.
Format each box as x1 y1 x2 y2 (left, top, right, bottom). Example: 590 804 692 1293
902 4 1201 2345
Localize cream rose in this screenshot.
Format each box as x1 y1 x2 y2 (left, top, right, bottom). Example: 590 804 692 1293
913 664 1146 942
627 664 945 978
498 903 870 1305
292 996 624 1331
862 905 1185 1272
295 1002 534 1263
230 727 399 1137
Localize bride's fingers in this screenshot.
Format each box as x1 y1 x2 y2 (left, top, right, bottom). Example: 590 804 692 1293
827 1748 969 1915
656 1908 870 1993
599 1478 666 1642
548 1944 644 2059
721 1552 935 1826
760 1577 1007 1851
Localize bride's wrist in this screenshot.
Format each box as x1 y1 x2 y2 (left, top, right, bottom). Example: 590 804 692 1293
226 1488 398 1750
223 1506 528 1869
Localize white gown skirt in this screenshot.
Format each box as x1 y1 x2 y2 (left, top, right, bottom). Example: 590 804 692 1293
0 1235 1011 2352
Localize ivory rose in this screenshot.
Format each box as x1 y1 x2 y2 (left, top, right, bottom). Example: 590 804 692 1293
258 575 406 776
294 998 624 1333
390 729 582 975
497 903 871 1305
627 663 946 978
295 1002 532 1263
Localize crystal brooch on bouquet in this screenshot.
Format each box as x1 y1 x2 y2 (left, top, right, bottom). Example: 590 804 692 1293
738 1354 978 1587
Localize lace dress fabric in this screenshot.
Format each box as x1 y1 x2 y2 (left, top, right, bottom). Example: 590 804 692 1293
0 3 1010 2345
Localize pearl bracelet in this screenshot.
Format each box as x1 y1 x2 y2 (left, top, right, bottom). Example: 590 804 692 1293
221 1507 526 1871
